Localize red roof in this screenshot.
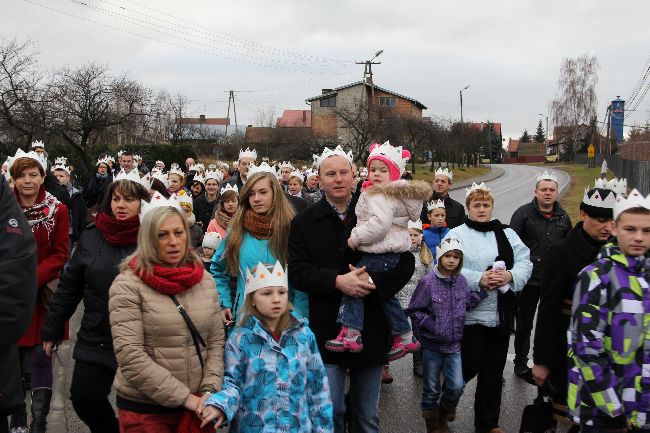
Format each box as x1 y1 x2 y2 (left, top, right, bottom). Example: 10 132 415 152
507 138 520 153
276 110 312 128
178 117 230 126
469 122 502 136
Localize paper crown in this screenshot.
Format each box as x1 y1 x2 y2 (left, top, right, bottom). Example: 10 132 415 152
202 232 223 250
188 164 201 172
245 261 288 295
191 174 205 185
220 183 239 195
105 155 115 163
204 170 223 182
168 167 185 177
140 191 182 220
436 238 463 262
359 167 368 177
408 219 423 231
435 167 453 181
54 156 68 166
304 169 319 179
208 163 217 170
367 141 410 174
247 162 277 177
7 148 48 174
313 145 354 168
96 157 111 167
465 182 491 197
582 187 616 210
152 171 169 188
170 162 180 169
427 199 445 212
31 140 45 149
289 170 303 179
196 163 205 171
114 169 151 190
155 160 165 167
613 189 650 220
601 177 628 196
117 150 124 158
537 170 558 183
279 161 294 170
239 148 258 161
52 164 70 175
173 190 193 210
133 154 142 162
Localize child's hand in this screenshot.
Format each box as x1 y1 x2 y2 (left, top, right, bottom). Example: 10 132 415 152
200 406 225 429
347 238 356 250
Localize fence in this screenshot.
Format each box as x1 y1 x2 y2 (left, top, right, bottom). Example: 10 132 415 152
606 154 650 195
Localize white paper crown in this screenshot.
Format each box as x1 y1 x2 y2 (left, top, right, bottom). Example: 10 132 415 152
7 148 47 174
537 170 558 183
465 182 491 197
134 154 142 162
408 219 423 231
313 145 354 169
192 174 205 185
279 161 294 170
613 189 650 220
427 199 445 212
244 260 288 295
117 150 125 158
168 167 185 177
189 164 201 172
140 191 182 221
367 141 409 174
359 167 368 177
204 170 223 182
436 237 463 262
247 162 277 177
202 232 223 250
594 178 609 189
173 190 193 209
289 170 303 180
106 155 115 163
155 160 165 167
196 163 205 171
435 167 453 181
152 171 169 188
220 183 239 195
582 187 616 209
208 163 217 170
239 148 258 161
304 169 318 179
52 164 70 175
31 140 45 149
96 157 111 167
54 156 68 166
605 178 628 196
170 162 180 170
114 169 151 190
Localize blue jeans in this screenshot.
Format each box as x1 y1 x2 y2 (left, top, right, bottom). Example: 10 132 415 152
337 252 411 335
421 350 464 411
325 364 382 433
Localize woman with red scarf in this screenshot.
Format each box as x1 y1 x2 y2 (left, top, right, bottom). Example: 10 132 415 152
109 203 225 433
9 152 69 433
41 179 150 433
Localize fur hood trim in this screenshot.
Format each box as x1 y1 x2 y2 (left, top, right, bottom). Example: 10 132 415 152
365 179 432 200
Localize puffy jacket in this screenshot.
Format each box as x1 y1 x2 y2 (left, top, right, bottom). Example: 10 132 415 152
205 312 333 432
406 268 487 353
349 180 432 254
510 198 572 286
568 244 650 430
422 226 450 259
210 231 309 321
109 268 225 409
42 225 134 370
444 223 532 327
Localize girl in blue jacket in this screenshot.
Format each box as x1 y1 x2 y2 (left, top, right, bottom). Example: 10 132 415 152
422 200 450 259
200 261 333 433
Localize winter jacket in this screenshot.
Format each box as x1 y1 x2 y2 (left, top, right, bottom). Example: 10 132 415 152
188 214 204 251
302 187 322 206
422 226 450 258
349 180 432 254
194 194 217 232
42 225 135 370
407 268 487 353
397 246 432 309
568 244 650 430
510 198 572 286
533 222 606 409
84 173 112 210
68 188 88 244
420 192 466 229
288 194 416 368
206 220 226 237
444 223 532 328
108 268 225 409
210 231 309 320
286 192 309 214
205 312 333 432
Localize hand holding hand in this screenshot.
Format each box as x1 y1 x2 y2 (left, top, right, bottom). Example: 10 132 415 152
196 392 210 417
220 308 233 325
200 406 226 429
335 265 376 298
183 394 201 412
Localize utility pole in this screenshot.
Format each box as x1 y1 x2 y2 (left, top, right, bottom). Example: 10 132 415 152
606 104 612 155
460 85 470 123
356 50 383 102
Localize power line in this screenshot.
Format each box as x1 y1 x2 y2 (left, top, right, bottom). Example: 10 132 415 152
627 56 650 106
595 119 650 129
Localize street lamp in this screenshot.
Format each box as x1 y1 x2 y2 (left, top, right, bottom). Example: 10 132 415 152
460 85 470 123
372 50 384 61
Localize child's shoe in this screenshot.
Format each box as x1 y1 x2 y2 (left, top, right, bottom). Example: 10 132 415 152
381 365 393 384
387 334 421 361
325 326 363 353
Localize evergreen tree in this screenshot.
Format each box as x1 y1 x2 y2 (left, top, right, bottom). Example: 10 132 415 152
520 129 531 143
534 119 546 143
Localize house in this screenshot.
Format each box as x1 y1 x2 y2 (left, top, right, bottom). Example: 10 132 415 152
507 138 520 157
305 81 427 142
549 124 592 155
276 110 312 128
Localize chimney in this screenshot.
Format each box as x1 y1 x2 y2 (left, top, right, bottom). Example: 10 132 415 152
199 114 206 121
302 110 307 123
322 89 333 95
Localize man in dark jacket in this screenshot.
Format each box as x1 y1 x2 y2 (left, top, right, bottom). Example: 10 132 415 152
53 165 88 247
226 148 257 190
419 168 465 229
510 172 572 377
532 187 615 430
289 149 414 433
0 176 37 429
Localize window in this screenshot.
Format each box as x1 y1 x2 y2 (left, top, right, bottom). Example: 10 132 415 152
379 97 397 108
320 96 337 107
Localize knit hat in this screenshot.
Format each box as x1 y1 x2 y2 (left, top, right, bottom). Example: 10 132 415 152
366 141 410 181
202 232 223 250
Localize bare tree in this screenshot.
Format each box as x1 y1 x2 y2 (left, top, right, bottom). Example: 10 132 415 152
550 54 599 160
253 106 278 128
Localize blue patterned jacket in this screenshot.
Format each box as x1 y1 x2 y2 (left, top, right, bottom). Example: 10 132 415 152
204 311 333 432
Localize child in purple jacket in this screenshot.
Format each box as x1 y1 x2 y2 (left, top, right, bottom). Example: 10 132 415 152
406 237 487 433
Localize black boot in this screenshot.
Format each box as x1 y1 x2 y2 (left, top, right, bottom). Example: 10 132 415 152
30 388 52 433
412 349 423 377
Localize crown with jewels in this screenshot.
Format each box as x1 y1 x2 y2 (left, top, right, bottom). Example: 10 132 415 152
582 187 616 209
192 174 205 185
367 141 410 174
168 166 185 177
435 167 453 181
613 189 650 220
408 219 423 231
31 140 45 149
220 183 238 195
603 177 628 196
247 162 277 177
172 190 193 210
140 191 182 221
54 156 68 166
239 148 258 161
313 145 354 169
427 199 445 212
436 237 463 262
204 170 223 182
279 161 294 170
96 157 111 167
537 170 558 183
114 169 151 190
7 148 47 174
465 182 491 197
244 260 288 295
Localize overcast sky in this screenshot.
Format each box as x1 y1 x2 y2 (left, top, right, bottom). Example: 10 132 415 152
3 0 649 142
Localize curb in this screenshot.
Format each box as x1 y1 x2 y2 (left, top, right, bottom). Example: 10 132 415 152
449 165 506 191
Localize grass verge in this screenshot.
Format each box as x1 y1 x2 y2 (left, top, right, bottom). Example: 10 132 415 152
409 164 490 184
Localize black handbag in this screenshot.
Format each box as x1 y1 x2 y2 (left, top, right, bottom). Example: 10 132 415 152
519 389 556 433
170 295 207 368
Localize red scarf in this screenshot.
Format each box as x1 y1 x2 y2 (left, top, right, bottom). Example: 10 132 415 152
95 211 140 247
129 256 204 295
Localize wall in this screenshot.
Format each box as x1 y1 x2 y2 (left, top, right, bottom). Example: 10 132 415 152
606 154 650 195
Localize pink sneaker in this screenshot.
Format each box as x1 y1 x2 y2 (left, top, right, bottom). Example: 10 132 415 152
325 326 363 353
387 335 421 362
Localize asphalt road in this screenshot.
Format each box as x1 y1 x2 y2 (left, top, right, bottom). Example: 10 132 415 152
45 163 569 433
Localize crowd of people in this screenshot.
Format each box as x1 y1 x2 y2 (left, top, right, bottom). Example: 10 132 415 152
0 139 649 433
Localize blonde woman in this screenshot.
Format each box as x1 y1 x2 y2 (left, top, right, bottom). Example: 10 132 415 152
210 172 307 326
109 203 224 432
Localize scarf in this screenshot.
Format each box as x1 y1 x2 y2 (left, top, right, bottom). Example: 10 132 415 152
243 209 273 240
94 211 140 247
95 172 109 179
216 208 233 230
19 187 58 227
464 217 517 334
129 256 204 295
